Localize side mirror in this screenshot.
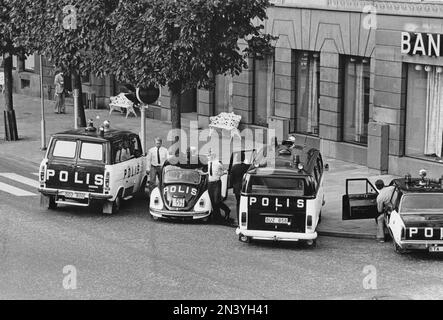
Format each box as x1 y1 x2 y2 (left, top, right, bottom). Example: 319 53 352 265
324 164 329 172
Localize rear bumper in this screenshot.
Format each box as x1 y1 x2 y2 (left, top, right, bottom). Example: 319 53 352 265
39 187 112 204
150 208 210 220
397 240 443 251
236 228 317 242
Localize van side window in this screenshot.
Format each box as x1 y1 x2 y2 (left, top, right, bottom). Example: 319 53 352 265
390 188 401 210
130 135 142 158
313 166 319 188
113 140 123 164
317 156 323 175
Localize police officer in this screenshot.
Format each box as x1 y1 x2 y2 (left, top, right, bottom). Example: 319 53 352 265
230 152 250 216
207 152 231 223
147 137 169 190
375 179 395 243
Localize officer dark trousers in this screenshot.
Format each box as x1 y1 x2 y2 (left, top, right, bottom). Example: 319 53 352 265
208 180 223 221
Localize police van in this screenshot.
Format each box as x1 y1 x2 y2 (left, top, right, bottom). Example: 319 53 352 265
235 141 327 246
38 121 148 215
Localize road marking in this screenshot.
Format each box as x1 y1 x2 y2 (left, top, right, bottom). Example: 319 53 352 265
0 182 37 197
31 173 39 177
0 173 40 189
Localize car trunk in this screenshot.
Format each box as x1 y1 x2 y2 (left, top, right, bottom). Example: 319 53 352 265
402 214 443 241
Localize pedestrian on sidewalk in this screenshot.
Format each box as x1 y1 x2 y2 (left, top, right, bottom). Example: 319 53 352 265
230 151 250 217
54 69 65 114
375 179 395 243
147 137 169 191
207 151 231 224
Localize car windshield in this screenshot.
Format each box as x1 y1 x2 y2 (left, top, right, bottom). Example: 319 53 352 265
163 168 201 185
400 193 443 213
248 176 305 196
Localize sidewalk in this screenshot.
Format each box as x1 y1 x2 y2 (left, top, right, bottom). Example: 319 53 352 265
0 94 398 239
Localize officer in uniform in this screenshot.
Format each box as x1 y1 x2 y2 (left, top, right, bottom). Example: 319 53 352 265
147 137 169 190
207 152 231 224
375 179 395 243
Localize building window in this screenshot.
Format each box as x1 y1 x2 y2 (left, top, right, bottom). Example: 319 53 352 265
294 51 320 135
24 54 35 71
253 54 274 127
405 64 443 159
342 56 370 145
81 72 90 84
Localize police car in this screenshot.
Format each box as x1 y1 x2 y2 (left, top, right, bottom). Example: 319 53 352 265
342 170 443 254
38 121 148 215
149 149 255 221
235 140 327 246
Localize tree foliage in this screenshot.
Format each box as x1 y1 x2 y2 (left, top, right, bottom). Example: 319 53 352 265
96 0 275 91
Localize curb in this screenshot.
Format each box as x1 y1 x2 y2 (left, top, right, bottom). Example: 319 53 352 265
318 230 376 240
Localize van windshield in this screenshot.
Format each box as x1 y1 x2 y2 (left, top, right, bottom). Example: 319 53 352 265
248 176 305 196
52 140 77 158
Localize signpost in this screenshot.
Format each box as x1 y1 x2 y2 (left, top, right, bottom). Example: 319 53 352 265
73 89 79 129
39 55 46 150
136 85 161 153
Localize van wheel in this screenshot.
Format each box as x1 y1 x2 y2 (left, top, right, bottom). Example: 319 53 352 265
239 234 251 243
139 177 147 197
306 239 317 248
48 196 57 210
103 194 122 215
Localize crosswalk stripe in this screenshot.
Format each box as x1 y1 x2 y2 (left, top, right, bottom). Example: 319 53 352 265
0 173 40 189
0 182 37 197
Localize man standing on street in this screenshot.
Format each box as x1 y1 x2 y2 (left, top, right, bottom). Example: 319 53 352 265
54 69 65 114
147 137 169 191
230 152 250 216
207 152 231 224
375 179 395 243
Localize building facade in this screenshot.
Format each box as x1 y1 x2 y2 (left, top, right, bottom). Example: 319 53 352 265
6 0 443 178
196 0 443 178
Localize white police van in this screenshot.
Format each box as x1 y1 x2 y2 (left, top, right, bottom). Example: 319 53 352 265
38 122 148 215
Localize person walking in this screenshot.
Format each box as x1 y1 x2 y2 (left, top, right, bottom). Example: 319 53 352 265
54 69 65 114
207 152 231 224
147 137 169 191
375 179 395 243
230 152 250 216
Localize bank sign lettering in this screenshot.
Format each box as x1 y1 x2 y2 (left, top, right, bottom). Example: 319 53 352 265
401 32 442 57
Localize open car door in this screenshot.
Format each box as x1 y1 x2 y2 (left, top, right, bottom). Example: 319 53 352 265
342 178 379 220
220 149 256 200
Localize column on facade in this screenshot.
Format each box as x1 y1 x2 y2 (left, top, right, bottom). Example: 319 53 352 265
318 51 342 145
269 46 295 141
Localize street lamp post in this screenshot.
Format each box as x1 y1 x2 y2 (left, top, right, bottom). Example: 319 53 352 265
73 89 79 129
39 55 46 151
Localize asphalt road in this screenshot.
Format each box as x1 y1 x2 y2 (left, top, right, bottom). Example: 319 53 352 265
0 155 442 300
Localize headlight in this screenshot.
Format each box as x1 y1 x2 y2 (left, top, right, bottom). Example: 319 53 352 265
193 191 211 212
150 188 164 210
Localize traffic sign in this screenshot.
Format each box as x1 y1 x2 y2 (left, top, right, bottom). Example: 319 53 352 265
136 85 161 105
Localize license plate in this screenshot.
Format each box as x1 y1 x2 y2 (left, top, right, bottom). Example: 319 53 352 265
62 192 86 199
265 217 289 224
172 198 185 208
429 246 443 252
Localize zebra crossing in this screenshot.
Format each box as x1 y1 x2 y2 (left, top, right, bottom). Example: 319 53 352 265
0 172 40 197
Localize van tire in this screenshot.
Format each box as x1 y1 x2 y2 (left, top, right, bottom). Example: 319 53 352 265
48 196 57 210
138 177 147 197
103 193 122 215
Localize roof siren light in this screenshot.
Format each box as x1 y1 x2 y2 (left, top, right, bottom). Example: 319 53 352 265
85 119 97 132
